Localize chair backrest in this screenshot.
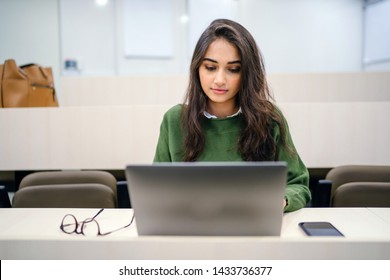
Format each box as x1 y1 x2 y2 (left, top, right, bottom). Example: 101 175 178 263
12 171 117 208
326 165 390 194
332 182 390 207
325 165 390 207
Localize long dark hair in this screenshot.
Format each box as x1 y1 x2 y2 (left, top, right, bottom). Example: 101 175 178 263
182 19 288 162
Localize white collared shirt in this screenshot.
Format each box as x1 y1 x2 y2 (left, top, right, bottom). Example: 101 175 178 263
203 107 242 119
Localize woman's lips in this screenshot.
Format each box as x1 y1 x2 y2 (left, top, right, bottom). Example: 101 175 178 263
211 88 228 95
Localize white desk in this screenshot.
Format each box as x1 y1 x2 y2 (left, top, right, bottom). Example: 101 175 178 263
0 208 389 260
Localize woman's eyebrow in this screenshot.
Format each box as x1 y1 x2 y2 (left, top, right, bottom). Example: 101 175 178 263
227 60 241 65
203 58 241 64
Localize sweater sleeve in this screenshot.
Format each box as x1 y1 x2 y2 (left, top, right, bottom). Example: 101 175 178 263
153 110 172 162
153 105 184 162
276 115 311 212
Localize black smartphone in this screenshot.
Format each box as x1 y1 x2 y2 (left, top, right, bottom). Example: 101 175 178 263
299 222 344 236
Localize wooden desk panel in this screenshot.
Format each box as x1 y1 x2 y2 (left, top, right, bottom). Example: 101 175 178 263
60 72 390 106
1 103 389 170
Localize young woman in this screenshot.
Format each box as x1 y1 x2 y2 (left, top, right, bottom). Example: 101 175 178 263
153 19 311 212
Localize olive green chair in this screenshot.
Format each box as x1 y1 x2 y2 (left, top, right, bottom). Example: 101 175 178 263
12 170 117 208
324 165 390 207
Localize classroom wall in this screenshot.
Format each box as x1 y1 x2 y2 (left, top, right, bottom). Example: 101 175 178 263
1 0 366 90
238 0 364 73
0 0 61 94
65 0 365 75
365 61 390 71
363 0 390 71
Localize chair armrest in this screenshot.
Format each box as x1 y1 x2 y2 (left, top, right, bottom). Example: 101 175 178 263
311 179 332 207
0 185 12 208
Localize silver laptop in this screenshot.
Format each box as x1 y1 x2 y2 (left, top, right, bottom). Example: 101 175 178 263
125 162 287 236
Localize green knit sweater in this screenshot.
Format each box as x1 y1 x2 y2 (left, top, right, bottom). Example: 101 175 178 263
153 104 311 212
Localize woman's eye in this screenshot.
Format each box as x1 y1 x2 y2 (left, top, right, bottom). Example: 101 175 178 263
229 68 241 73
205 65 216 71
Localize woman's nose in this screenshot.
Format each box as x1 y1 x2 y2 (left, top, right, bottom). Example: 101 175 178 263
214 70 226 86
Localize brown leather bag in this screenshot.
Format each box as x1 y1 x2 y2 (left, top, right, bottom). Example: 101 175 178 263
0 59 58 108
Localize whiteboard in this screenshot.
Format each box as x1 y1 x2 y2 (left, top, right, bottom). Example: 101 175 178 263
363 0 390 64
123 0 174 58
59 0 116 75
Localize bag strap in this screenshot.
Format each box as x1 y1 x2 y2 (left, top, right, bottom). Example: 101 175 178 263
21 63 49 79
20 63 36 68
